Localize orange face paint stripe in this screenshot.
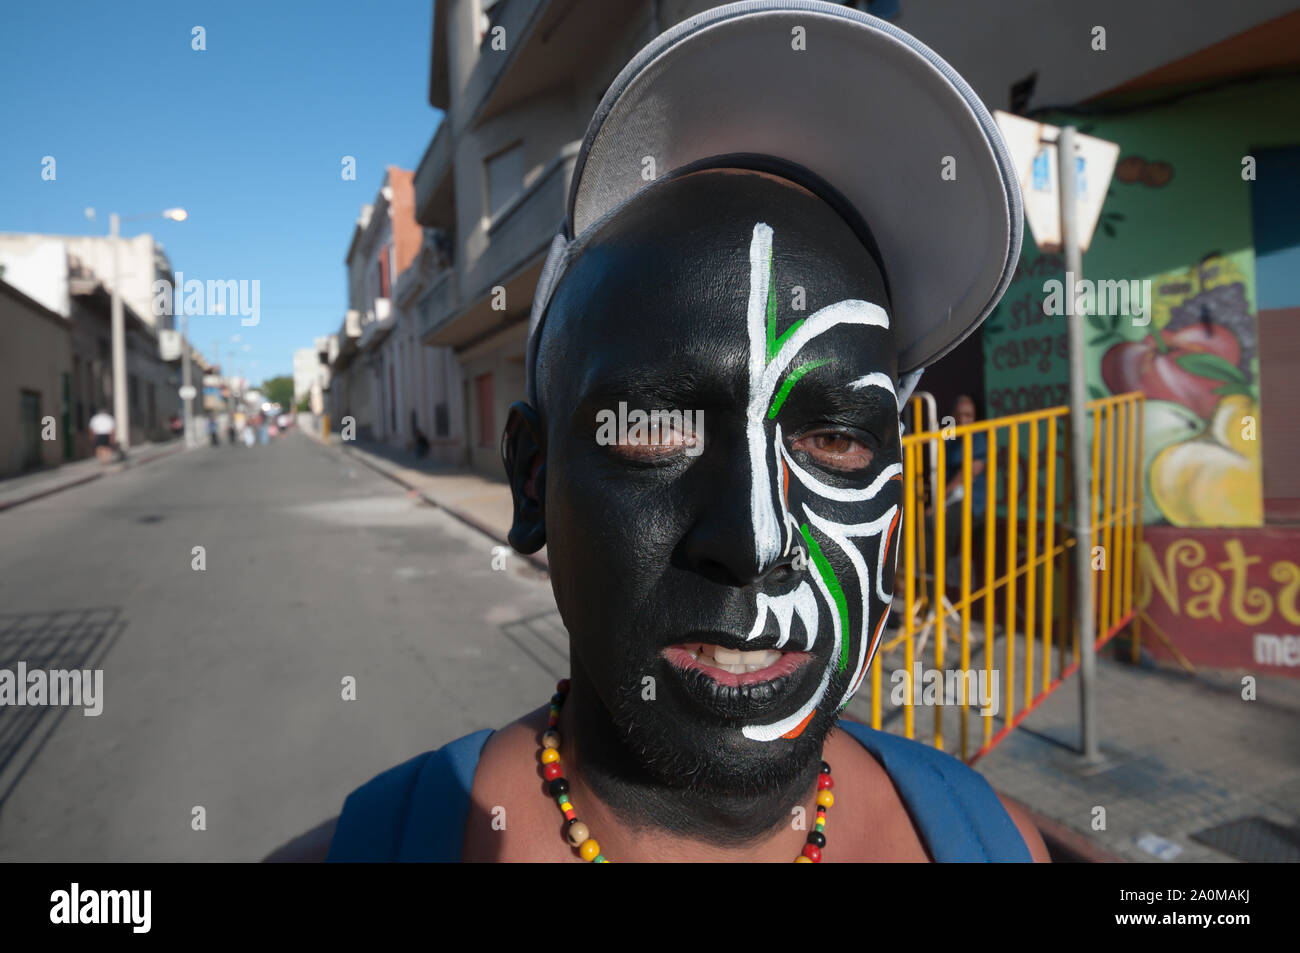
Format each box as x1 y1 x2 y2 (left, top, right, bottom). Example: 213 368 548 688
781 709 817 740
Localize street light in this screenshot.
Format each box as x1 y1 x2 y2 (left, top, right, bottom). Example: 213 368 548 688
108 208 187 452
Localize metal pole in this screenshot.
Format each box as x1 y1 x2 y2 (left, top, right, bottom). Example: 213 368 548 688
181 307 194 446
109 213 130 452
1060 127 1099 762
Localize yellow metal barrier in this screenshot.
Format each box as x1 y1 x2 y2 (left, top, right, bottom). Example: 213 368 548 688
865 392 1145 762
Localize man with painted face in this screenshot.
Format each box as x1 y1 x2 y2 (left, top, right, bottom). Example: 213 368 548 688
275 2 1050 863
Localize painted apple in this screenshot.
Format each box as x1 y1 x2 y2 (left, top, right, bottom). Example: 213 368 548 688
1101 322 1242 419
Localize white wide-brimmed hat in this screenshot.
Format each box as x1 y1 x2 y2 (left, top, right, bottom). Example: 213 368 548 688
526 0 1022 406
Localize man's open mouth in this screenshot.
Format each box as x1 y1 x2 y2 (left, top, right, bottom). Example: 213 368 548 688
662 642 812 687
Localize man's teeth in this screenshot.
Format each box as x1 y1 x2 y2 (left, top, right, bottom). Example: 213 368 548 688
688 644 782 674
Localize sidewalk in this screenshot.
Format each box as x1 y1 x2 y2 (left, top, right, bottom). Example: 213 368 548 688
322 435 547 573
974 652 1300 863
0 439 189 512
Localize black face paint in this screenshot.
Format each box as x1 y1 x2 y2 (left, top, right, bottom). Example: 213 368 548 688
507 168 902 841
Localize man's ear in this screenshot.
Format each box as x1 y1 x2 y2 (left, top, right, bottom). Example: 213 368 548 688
502 401 546 554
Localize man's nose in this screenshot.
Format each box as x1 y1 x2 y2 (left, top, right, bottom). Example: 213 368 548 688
677 455 795 588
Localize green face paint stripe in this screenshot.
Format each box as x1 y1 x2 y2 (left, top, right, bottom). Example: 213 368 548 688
771 317 805 362
767 358 830 419
799 524 850 673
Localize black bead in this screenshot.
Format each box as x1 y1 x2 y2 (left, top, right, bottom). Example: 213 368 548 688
566 816 581 828
821 761 831 775
807 831 826 848
549 778 570 797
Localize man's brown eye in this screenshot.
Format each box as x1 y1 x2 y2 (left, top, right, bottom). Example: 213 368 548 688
793 432 873 470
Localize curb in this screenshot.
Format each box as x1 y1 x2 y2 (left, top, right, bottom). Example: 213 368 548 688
334 441 550 577
0 442 191 514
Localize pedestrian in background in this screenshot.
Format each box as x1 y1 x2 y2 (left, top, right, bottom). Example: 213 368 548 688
88 408 116 464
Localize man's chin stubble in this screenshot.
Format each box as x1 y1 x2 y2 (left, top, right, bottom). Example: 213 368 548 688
575 690 835 844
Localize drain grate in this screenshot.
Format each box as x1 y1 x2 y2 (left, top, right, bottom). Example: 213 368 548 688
1190 816 1300 862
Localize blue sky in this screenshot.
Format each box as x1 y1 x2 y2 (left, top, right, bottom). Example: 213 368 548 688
0 0 439 383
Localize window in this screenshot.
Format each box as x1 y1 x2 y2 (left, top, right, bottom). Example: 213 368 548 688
476 373 495 448
485 143 525 220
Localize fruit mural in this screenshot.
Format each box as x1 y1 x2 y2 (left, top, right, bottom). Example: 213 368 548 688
980 87 1288 531
1092 251 1262 526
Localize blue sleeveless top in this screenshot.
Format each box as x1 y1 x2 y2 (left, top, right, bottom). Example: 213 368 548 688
326 719 1031 862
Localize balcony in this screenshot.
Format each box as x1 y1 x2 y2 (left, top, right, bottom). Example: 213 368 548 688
459 1 635 131
467 140 578 305
415 120 455 229
456 0 547 134
415 268 460 343
333 310 363 371
359 297 394 351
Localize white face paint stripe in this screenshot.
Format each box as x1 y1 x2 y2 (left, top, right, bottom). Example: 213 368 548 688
737 221 898 742
849 371 896 399
742 558 840 742
780 445 903 503
746 582 820 651
803 504 900 712
758 299 890 399
747 224 782 570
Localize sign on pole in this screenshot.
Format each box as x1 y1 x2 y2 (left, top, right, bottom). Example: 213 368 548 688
994 110 1119 254
179 385 197 401
158 328 183 362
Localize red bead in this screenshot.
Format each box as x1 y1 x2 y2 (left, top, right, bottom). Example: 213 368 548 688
544 763 562 781
818 774 834 790
557 678 570 694
801 844 822 862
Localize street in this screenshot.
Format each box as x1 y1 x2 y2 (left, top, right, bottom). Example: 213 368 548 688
0 434 562 861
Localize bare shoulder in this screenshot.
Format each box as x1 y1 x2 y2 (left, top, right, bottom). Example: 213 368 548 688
262 816 339 863
996 794 1052 863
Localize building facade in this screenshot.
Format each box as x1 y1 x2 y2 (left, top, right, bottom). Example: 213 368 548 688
0 280 72 476
329 166 466 460
0 235 188 451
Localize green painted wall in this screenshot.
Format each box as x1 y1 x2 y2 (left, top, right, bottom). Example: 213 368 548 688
982 74 1300 526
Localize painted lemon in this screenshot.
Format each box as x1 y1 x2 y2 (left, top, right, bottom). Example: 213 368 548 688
1149 440 1261 526
1141 400 1206 522
1210 394 1259 460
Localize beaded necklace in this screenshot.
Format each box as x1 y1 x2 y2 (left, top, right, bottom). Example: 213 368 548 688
538 678 836 862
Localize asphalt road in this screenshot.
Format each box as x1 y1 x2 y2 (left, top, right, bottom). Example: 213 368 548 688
0 433 563 861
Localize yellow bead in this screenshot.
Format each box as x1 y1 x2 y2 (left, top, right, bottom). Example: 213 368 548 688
579 838 600 862
795 856 813 863
817 790 834 809
541 748 560 764
543 730 561 749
